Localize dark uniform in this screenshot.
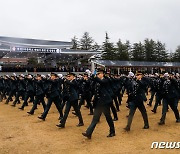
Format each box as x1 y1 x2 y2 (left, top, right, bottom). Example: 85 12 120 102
147 77 156 106
11 76 25 107
27 77 46 115
38 76 63 120
5 76 17 104
0 76 4 102
57 76 84 127
159 75 180 125
82 75 115 139
151 76 164 113
19 76 34 110
124 75 149 131
78 77 93 115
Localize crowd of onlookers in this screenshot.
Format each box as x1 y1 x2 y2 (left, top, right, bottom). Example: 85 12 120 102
0 65 88 72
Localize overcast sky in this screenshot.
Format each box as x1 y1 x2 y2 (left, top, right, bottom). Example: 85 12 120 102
0 0 180 52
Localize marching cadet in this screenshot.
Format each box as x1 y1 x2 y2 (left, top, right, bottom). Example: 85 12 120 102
27 74 46 115
5 75 17 104
0 76 4 102
147 74 157 106
124 72 149 131
38 73 63 121
19 74 34 110
174 73 180 108
78 73 93 115
56 72 84 128
82 70 115 139
158 73 180 125
104 73 118 121
151 73 164 113
11 74 25 107
3 75 11 100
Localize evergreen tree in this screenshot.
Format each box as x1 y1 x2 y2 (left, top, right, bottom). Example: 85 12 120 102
80 32 94 50
131 42 145 61
71 36 79 49
116 39 130 60
101 32 116 60
154 41 168 62
144 39 156 61
173 46 180 62
92 42 100 51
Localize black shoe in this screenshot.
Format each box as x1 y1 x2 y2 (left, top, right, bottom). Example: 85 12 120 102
27 111 34 115
113 118 118 121
147 103 152 107
76 123 84 127
38 116 45 121
158 121 165 125
176 119 180 123
19 107 24 110
116 109 120 112
11 104 16 107
82 132 91 139
151 110 156 113
56 124 65 128
123 127 130 131
143 125 149 129
88 113 93 115
107 133 115 138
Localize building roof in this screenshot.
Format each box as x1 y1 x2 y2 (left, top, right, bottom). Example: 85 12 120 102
0 36 72 47
92 60 180 67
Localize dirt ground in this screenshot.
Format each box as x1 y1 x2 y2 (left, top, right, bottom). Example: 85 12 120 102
0 94 179 154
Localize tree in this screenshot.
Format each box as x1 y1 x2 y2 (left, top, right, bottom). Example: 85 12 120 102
173 46 180 62
116 39 130 60
80 32 94 50
71 36 79 49
27 57 38 66
131 42 145 61
92 42 100 51
144 39 156 61
101 32 116 60
154 41 168 62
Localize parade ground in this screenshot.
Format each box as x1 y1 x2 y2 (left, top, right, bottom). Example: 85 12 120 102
0 94 179 154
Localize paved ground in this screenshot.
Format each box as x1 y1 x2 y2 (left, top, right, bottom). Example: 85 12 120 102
0 94 179 154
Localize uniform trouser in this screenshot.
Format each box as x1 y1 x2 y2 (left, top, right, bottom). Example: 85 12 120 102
41 96 63 119
2 88 9 99
148 91 156 105
0 90 3 102
29 94 46 113
174 97 179 108
160 98 180 122
112 95 120 111
60 100 83 125
21 92 34 108
126 101 149 129
61 96 68 110
86 103 115 136
116 89 122 105
79 95 93 114
152 93 163 111
6 90 16 103
13 91 25 105
110 101 118 119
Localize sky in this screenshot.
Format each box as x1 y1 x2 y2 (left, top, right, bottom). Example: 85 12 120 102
0 0 180 52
